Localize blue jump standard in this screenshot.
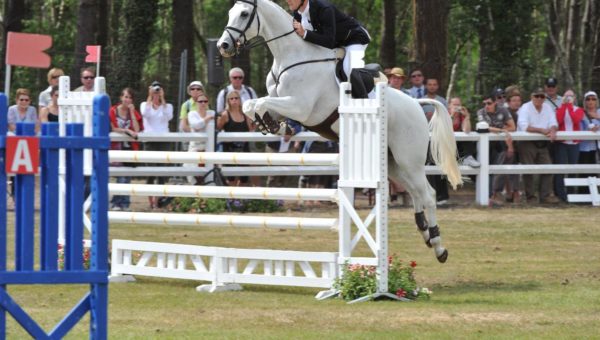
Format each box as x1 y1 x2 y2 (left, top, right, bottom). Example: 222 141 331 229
0 93 111 339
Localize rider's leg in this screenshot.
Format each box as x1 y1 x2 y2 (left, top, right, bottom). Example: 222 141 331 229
342 44 368 79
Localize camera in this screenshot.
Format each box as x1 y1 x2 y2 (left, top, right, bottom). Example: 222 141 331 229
150 81 161 93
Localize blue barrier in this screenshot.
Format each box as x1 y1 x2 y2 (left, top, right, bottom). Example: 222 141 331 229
0 93 111 339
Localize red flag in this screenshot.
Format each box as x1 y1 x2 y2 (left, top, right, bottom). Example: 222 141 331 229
85 45 101 63
5 32 52 68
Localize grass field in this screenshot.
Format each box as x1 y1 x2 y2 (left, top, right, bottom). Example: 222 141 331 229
4 205 600 339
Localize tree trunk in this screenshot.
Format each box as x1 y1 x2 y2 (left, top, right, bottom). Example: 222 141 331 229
1 0 28 87
107 0 158 100
379 0 396 68
72 0 100 82
412 0 449 89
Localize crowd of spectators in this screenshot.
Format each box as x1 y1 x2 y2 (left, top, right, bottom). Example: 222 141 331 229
8 64 600 209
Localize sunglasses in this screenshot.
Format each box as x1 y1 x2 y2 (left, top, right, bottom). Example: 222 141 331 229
190 87 202 91
231 76 244 80
19 98 30 102
51 75 61 79
229 97 240 100
585 97 597 101
411 74 423 78
197 100 209 103
483 101 494 106
496 95 505 99
533 94 546 99
82 76 95 80
546 85 556 88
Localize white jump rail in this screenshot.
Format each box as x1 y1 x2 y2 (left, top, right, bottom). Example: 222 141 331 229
110 82 393 301
566 176 600 206
111 240 338 290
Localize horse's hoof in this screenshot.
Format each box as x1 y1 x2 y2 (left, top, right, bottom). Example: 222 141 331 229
436 249 448 263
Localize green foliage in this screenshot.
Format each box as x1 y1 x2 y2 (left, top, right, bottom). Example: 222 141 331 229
334 256 432 301
171 197 227 213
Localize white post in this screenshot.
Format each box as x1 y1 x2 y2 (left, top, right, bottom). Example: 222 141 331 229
476 134 490 205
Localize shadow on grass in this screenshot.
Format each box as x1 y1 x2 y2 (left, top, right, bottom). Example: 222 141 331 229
435 280 542 295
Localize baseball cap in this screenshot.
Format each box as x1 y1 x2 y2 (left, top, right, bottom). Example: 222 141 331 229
188 80 204 90
531 87 545 96
492 87 505 98
584 91 598 99
545 77 558 87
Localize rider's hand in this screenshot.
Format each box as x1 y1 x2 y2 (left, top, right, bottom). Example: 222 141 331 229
293 20 305 38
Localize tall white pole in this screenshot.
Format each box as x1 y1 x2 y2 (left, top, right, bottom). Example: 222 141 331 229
4 64 11 101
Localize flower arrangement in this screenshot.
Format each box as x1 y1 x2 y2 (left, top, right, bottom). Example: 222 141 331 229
170 197 284 213
57 244 91 270
333 254 432 301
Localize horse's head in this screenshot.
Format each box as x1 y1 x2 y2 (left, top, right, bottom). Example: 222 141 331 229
217 0 260 57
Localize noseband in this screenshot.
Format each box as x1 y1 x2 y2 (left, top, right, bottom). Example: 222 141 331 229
224 0 295 54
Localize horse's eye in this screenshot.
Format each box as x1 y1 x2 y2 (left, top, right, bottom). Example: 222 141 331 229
241 11 249 18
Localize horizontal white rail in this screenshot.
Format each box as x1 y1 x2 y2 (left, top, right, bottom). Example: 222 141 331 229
109 131 328 142
111 240 338 289
109 183 338 201
109 165 338 177
109 211 338 230
109 151 339 166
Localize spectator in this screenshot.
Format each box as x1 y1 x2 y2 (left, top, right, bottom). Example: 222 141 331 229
505 91 524 202
422 78 447 121
109 88 143 211
408 68 425 99
179 81 205 132
387 67 409 95
544 77 562 111
140 81 173 209
8 88 38 134
448 97 479 168
578 91 600 187
552 90 584 202
39 68 64 110
39 86 59 123
492 87 507 108
74 67 95 92
216 68 258 114
477 92 516 205
185 93 215 185
422 81 450 205
517 87 560 204
216 90 254 186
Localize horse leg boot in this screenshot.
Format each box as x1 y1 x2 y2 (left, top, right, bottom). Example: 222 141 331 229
414 211 431 247
428 225 448 263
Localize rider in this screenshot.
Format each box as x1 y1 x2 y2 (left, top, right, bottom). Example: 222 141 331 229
287 0 371 80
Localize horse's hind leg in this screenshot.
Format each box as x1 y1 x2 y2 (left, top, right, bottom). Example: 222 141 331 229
389 162 449 263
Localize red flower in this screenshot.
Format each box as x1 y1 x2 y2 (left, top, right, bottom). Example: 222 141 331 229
396 289 406 298
388 256 393 264
410 261 417 268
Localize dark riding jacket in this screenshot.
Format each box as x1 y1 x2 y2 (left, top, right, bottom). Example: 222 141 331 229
293 0 370 49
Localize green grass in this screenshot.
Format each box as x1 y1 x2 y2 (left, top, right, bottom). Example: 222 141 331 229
4 206 600 339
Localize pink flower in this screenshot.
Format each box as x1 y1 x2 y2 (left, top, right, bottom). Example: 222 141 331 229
388 256 393 264
396 289 406 298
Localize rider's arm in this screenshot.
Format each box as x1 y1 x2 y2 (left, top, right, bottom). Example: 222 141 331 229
303 5 336 49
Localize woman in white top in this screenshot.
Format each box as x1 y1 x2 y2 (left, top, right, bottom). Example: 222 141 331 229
140 81 173 209
185 93 215 185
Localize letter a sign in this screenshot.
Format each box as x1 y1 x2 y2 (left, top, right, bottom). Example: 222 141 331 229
6 137 40 174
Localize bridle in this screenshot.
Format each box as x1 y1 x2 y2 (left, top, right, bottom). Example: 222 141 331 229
224 0 296 54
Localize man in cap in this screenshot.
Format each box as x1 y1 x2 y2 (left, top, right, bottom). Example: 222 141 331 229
387 67 409 95
516 87 560 204
216 67 258 113
544 77 562 111
492 87 507 108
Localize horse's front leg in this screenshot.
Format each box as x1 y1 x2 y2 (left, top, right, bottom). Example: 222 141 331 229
243 96 312 134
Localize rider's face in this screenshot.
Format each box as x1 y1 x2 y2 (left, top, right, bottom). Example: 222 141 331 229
286 0 302 11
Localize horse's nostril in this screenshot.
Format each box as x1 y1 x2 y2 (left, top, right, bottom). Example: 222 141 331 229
221 42 229 50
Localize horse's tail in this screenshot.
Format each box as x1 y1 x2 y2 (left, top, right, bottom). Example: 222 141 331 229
417 98 463 189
